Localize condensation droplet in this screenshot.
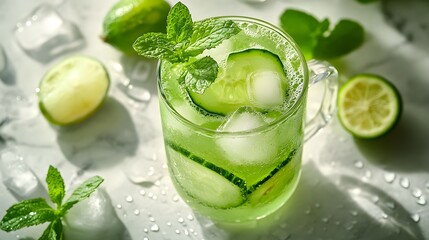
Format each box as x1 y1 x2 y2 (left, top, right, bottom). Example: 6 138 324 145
167 222 172 226
386 202 395 209
149 217 156 222
411 213 420 223
139 190 146 196
412 188 422 198
417 196 426 205
175 229 181 234
184 229 189 236
148 192 154 198
143 228 148 233
150 224 160 232
143 237 149 240
126 195 134 203
173 195 179 202
116 204 122 209
354 161 364 169
384 172 396 183
400 177 410 189
178 217 184 223
187 214 194 221
381 213 388 219
134 209 140 216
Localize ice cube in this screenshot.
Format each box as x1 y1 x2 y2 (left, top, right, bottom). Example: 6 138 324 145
0 148 39 197
13 4 84 62
64 188 127 240
248 71 285 108
0 86 38 122
216 107 279 165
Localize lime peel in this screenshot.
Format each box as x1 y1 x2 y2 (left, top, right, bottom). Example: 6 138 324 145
337 74 401 139
38 56 110 126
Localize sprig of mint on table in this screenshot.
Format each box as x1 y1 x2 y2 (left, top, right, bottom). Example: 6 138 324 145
133 2 241 94
280 9 365 60
0 165 103 240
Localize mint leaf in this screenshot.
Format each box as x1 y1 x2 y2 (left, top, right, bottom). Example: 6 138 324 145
313 19 364 59
186 19 241 56
280 9 327 59
39 219 63 240
167 2 193 43
133 32 178 62
183 56 218 94
46 166 65 207
280 9 364 60
61 176 104 214
0 198 56 232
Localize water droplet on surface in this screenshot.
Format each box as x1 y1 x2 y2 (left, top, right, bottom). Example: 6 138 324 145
149 217 156 222
187 214 194 220
125 195 134 203
143 237 149 240
150 224 160 232
412 188 422 198
172 195 179 202
184 229 189 236
116 204 122 209
354 161 364 169
411 213 420 222
143 228 148 233
400 177 410 188
139 190 146 196
134 209 140 216
175 229 181 234
417 196 426 205
167 222 172 226
178 217 184 223
148 192 154 198
384 172 396 183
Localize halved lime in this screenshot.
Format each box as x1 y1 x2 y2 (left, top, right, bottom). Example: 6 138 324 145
38 56 110 126
337 74 401 139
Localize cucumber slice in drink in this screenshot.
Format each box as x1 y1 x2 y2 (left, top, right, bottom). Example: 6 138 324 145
189 49 287 115
337 74 402 139
166 142 246 209
38 56 110 126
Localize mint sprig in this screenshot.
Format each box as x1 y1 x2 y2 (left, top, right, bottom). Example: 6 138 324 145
0 165 103 240
280 9 364 60
133 2 241 93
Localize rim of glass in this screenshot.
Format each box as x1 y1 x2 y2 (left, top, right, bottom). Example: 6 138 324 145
157 16 309 136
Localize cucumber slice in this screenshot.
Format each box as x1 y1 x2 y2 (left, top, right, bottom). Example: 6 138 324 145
38 56 110 126
189 49 287 115
166 141 246 209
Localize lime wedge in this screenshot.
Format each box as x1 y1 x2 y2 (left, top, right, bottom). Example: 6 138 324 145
38 56 110 126
337 74 401 139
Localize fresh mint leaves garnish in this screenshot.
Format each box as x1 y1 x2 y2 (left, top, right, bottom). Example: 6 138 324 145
133 2 241 93
0 165 104 240
280 9 364 60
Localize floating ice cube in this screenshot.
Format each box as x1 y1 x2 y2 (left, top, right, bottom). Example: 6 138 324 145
216 107 279 165
248 71 285 108
0 148 39 198
13 4 84 62
64 188 127 240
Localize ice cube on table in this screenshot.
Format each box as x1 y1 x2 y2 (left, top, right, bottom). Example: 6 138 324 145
13 3 84 62
0 148 39 198
248 71 285 108
64 188 127 240
216 107 279 165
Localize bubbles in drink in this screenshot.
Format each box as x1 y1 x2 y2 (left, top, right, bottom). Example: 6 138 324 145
13 4 84 62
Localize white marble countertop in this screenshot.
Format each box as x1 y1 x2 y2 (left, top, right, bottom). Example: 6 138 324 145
1 0 429 239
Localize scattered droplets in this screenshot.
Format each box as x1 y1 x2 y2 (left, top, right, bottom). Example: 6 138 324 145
354 161 364 169
178 217 184 223
133 209 140 216
410 213 420 223
384 172 396 183
139 189 146 196
187 214 194 221
399 177 410 189
412 188 422 198
150 224 160 232
125 195 134 203
116 204 122 209
416 196 426 205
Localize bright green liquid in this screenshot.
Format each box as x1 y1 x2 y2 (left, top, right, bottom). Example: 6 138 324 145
159 18 306 222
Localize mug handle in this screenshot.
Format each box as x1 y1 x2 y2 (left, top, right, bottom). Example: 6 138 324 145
304 59 339 142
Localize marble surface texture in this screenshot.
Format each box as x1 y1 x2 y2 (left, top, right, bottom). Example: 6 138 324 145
1 0 429 239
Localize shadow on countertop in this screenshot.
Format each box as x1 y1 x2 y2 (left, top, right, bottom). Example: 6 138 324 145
56 97 138 170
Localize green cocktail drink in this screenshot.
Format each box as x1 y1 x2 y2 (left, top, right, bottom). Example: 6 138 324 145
158 16 308 222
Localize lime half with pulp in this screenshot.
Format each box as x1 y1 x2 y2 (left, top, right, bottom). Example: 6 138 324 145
337 74 401 139
38 56 110 126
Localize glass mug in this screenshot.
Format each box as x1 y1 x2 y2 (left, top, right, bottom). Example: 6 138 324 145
157 16 338 223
